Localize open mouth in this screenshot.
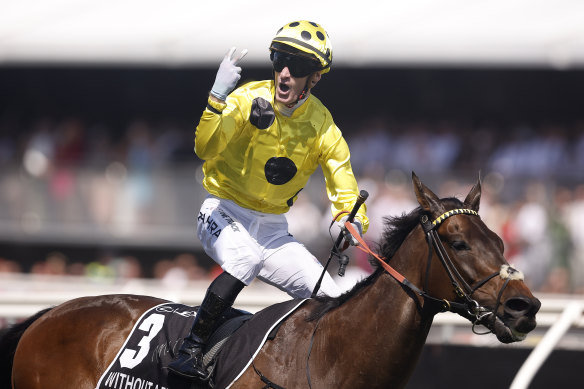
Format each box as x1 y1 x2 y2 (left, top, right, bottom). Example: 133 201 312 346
491 315 528 343
279 83 290 92
474 312 529 344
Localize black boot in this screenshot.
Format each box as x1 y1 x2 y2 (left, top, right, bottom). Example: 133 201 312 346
168 272 244 381
168 291 231 380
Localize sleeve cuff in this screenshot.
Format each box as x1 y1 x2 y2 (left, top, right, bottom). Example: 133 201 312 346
206 97 227 114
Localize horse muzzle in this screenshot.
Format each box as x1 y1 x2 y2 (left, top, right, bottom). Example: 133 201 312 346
490 295 541 343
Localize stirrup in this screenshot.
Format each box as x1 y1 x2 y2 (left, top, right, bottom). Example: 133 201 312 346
168 337 211 381
168 351 211 382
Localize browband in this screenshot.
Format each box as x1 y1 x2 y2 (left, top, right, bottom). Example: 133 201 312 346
432 208 479 226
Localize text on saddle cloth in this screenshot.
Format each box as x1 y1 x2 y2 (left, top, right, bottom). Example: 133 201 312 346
95 303 249 389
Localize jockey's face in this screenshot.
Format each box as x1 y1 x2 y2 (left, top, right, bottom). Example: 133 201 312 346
274 68 321 106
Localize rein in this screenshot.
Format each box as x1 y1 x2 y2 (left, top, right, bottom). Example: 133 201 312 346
344 209 522 329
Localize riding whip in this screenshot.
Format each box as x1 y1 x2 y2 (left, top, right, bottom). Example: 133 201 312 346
311 190 368 298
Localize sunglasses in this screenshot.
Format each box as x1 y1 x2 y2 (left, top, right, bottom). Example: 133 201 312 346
271 51 321 78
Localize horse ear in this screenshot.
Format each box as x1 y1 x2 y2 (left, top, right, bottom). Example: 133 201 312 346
463 176 482 212
412 172 445 215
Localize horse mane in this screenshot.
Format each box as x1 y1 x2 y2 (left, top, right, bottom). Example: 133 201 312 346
307 197 464 322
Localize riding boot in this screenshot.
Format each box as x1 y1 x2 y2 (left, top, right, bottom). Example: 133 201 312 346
168 272 244 381
168 291 231 380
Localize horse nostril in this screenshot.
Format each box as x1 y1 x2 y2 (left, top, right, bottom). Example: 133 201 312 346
504 296 539 317
531 297 542 315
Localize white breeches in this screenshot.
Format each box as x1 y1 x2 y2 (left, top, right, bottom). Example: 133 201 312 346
196 195 341 299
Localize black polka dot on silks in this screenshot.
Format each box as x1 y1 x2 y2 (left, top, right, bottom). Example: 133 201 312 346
289 22 299 27
309 22 318 27
316 31 325 40
264 157 297 185
249 98 275 130
301 31 311 41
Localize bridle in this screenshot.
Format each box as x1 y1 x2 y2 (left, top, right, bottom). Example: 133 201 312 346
420 209 524 332
345 208 525 333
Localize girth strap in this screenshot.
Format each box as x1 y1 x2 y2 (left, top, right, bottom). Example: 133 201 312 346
253 363 286 389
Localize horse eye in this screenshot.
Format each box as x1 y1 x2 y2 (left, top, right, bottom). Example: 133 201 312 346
450 241 470 251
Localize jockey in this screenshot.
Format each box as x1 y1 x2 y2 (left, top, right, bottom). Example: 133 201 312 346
168 20 369 381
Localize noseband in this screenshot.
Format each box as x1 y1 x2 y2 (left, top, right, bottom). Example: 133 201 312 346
420 209 524 333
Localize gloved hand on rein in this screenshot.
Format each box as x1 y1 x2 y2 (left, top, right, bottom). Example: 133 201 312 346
210 47 248 101
336 216 363 247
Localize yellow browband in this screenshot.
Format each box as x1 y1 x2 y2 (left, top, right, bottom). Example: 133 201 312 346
432 208 479 226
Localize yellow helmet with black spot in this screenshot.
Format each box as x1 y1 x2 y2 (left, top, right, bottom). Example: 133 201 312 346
270 21 333 74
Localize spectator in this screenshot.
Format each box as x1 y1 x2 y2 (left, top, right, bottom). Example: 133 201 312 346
506 182 553 291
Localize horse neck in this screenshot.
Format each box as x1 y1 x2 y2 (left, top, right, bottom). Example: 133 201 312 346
374 225 436 344
327 227 436 387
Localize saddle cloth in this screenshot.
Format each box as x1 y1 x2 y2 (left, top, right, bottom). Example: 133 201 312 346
95 299 306 389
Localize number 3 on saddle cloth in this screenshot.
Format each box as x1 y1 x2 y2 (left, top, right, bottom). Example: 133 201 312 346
95 300 306 389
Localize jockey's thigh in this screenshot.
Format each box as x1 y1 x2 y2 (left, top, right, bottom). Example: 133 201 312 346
258 234 342 299
196 196 264 285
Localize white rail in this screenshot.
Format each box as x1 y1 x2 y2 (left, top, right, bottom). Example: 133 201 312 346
1 274 583 348
0 274 292 322
510 301 584 389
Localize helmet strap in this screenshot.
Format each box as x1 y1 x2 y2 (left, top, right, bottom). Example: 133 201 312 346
291 74 316 106
295 83 310 105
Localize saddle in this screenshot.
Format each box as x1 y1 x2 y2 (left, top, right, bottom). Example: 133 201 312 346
95 299 306 389
201 308 252 378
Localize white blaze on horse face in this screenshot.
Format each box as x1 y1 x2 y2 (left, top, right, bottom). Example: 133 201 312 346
500 264 524 281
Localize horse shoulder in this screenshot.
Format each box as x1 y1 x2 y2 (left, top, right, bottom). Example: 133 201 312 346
232 302 320 388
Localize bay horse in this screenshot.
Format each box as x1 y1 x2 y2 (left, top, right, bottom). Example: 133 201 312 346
1 173 540 388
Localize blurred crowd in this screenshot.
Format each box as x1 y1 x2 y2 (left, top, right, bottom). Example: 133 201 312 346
0 251 216 288
1 115 584 295
348 116 584 180
3 115 584 179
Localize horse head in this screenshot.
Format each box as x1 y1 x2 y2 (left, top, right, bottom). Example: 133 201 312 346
412 172 540 343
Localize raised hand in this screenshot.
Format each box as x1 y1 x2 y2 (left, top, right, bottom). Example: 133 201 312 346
210 47 248 101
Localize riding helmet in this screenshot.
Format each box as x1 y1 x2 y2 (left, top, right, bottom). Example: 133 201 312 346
270 21 333 74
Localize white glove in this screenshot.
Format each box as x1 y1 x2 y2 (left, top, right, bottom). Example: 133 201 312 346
210 47 248 101
336 216 363 246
